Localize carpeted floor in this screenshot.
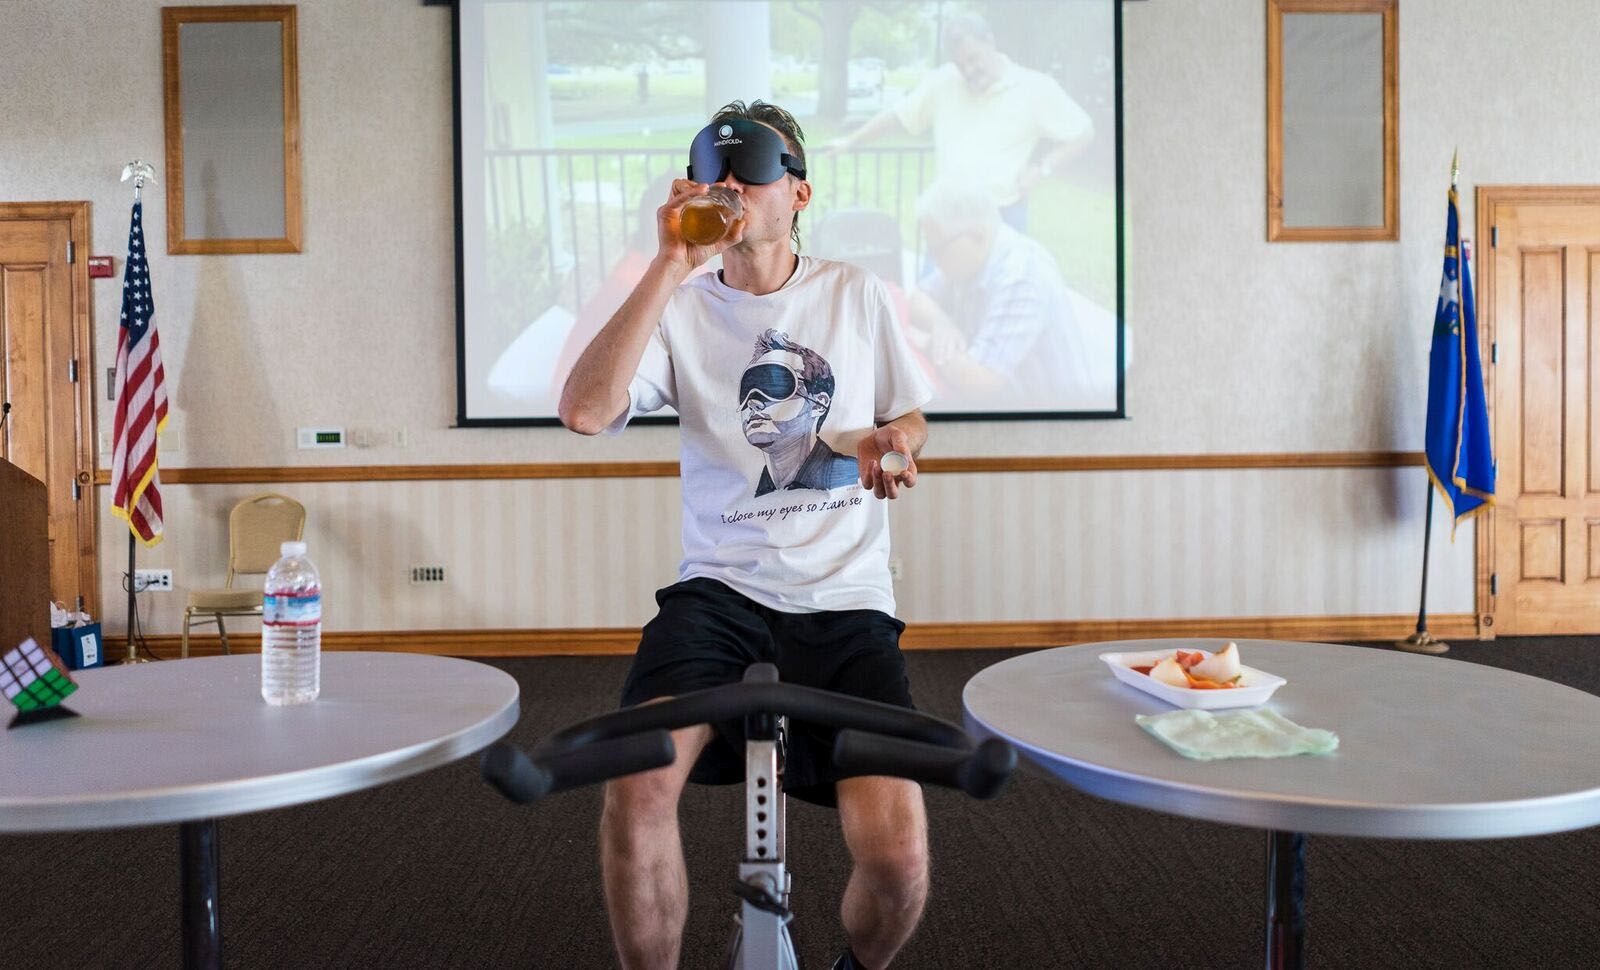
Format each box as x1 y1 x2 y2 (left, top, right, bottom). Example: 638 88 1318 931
5 637 1600 969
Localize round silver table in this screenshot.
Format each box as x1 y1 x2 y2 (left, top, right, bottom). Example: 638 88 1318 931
963 639 1600 969
0 653 520 969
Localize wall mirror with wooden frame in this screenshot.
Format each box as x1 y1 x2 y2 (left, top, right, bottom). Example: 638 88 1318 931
162 5 302 254
1266 0 1397 241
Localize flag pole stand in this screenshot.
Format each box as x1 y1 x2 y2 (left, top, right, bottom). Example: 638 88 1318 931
118 532 151 664
1396 486 1449 654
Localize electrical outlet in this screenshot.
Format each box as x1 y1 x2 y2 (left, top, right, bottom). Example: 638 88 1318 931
133 568 173 592
888 558 904 580
410 564 446 584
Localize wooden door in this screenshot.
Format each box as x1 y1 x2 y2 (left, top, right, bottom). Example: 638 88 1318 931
1480 189 1600 634
0 203 97 617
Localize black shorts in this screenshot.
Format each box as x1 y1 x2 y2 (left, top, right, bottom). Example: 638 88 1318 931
620 577 914 807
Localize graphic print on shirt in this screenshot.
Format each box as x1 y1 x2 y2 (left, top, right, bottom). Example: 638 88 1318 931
739 329 859 497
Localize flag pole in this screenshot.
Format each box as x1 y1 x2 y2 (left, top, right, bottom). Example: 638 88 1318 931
1397 150 1459 656
1397 484 1448 653
125 531 139 662
116 161 158 664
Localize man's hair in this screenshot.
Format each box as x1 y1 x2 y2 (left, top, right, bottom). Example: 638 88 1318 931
944 13 995 48
749 329 833 430
708 99 807 249
916 177 1001 237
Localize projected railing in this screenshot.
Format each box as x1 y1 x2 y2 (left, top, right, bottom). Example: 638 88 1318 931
483 146 935 312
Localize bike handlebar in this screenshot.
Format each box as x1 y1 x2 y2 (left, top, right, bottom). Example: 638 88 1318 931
482 664 1015 804
482 729 677 804
831 730 1016 800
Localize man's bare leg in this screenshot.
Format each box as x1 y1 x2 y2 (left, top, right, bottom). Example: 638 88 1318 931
835 776 930 969
600 721 715 970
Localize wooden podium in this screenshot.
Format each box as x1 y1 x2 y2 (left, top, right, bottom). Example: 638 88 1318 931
1 458 51 653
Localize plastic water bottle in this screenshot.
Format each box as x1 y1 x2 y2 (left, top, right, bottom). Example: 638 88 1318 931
262 541 321 705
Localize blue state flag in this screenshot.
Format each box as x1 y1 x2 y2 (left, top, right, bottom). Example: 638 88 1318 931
1424 184 1495 531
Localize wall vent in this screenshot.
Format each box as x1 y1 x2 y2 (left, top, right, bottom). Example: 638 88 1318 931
410 565 446 584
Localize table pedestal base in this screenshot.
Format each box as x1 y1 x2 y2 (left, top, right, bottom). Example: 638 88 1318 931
180 819 222 970
1265 830 1305 970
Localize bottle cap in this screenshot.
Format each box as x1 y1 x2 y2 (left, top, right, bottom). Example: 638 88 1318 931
281 541 308 557
879 451 910 476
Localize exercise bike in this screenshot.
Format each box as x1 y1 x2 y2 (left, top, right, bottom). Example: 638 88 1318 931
482 663 1016 969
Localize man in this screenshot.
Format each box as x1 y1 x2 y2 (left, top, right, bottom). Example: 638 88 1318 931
909 178 1094 406
828 14 1092 230
741 329 859 496
559 100 933 970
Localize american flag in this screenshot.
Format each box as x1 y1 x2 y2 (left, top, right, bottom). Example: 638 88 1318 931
109 200 168 545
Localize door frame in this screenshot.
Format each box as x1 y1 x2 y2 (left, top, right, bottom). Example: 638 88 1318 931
0 201 98 617
1473 185 1600 637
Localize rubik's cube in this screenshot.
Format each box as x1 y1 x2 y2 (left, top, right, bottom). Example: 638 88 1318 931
2 638 79 713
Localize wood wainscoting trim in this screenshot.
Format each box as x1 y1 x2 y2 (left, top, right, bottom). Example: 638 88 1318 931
92 451 1427 486
151 613 1479 658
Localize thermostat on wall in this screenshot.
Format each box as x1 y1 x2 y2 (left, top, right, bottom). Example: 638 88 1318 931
297 427 346 449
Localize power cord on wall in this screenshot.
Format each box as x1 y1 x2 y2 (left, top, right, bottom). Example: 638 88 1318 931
119 572 167 661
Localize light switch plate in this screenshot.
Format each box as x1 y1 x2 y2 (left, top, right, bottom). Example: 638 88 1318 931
296 427 346 449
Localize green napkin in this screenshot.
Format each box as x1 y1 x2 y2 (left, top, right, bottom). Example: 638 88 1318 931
1135 708 1338 761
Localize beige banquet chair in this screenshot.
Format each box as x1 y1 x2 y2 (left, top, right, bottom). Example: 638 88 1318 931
181 493 306 658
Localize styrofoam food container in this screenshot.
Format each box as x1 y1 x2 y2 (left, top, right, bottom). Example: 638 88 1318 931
1099 649 1286 710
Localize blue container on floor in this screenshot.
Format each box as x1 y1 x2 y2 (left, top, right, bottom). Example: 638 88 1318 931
51 623 103 670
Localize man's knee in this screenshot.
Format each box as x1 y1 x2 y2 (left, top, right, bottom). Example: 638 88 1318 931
603 769 682 828
838 777 930 893
601 722 714 831
863 833 929 893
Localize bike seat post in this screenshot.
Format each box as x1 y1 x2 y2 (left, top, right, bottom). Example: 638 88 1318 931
733 675 794 968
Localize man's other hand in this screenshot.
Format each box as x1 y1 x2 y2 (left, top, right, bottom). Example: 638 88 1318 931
857 425 918 500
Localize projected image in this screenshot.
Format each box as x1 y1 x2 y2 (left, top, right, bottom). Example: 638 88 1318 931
458 0 1122 422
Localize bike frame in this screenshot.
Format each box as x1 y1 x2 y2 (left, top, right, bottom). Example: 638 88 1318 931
729 718 799 969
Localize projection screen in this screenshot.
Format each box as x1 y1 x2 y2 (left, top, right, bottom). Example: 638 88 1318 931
455 0 1124 424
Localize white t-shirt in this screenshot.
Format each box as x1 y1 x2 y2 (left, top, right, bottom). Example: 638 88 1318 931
610 256 933 615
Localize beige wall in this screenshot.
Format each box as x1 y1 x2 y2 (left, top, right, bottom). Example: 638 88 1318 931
10 0 1576 634
97 468 1469 635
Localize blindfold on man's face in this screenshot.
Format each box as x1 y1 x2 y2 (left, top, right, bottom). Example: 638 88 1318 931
688 118 806 185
